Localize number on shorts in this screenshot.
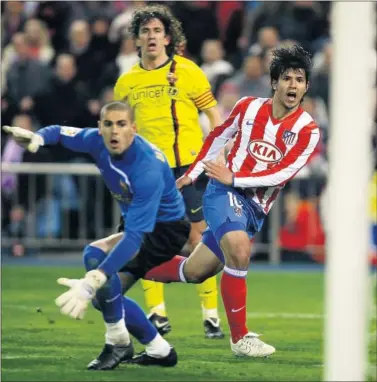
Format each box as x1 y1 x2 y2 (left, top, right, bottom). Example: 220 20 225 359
227 192 242 208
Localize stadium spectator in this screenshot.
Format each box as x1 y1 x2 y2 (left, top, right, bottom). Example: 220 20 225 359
115 34 139 75
200 39 234 92
32 1 73 52
170 2 219 61
1 1 27 48
2 33 29 94
218 53 270 99
248 26 280 56
108 1 146 44
33 54 88 129
24 18 55 64
310 42 331 113
5 32 51 118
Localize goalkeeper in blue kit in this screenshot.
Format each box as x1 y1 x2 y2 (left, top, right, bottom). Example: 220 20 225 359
2 101 191 370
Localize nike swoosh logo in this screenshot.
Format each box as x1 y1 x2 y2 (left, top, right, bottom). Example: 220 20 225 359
154 320 169 329
191 206 202 214
105 294 121 303
246 120 253 126
231 306 245 313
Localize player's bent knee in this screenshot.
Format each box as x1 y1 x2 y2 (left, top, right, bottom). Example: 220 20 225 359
90 233 123 254
220 232 251 269
184 270 207 284
182 258 212 284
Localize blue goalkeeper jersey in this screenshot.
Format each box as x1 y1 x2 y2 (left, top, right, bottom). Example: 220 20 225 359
37 126 186 236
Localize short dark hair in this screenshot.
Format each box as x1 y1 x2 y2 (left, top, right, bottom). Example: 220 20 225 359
100 101 134 122
269 45 313 89
129 4 186 57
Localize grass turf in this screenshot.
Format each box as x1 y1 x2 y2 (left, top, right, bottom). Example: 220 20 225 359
2 266 376 381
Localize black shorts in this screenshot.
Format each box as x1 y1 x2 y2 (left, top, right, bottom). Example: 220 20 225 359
117 218 191 279
173 165 208 223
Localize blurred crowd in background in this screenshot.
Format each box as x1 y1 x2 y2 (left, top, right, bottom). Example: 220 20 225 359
1 1 376 263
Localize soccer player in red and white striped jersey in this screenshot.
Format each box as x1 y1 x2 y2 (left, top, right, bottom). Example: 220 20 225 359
145 45 320 357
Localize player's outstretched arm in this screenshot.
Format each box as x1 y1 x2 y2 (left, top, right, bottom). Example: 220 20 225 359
3 124 99 155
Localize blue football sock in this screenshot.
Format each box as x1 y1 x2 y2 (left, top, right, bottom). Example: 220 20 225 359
83 245 123 323
122 296 157 344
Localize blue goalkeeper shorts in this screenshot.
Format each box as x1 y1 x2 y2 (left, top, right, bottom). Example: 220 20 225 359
201 179 266 263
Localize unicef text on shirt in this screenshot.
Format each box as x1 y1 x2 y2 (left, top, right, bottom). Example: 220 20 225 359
131 86 179 100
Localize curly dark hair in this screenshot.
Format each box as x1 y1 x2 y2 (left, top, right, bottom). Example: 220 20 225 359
269 45 313 91
129 4 186 57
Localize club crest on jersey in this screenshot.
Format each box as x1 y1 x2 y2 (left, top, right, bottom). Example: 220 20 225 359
120 180 129 194
282 130 296 145
111 180 133 203
61 126 81 137
167 87 179 97
248 140 283 163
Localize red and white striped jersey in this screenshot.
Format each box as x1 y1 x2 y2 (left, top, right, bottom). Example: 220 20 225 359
186 96 321 214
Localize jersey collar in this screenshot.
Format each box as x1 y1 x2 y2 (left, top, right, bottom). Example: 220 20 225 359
139 56 173 71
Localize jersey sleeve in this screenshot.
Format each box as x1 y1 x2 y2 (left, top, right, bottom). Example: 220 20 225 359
125 170 164 233
233 123 321 188
37 126 100 154
113 73 130 101
185 97 250 181
186 61 217 111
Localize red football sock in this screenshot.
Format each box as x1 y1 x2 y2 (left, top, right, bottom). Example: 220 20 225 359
144 255 186 283
221 268 248 343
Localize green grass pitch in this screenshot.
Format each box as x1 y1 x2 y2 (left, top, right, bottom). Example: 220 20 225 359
2 266 376 381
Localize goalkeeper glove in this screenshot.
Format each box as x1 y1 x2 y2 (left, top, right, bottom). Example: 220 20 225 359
2 125 44 153
55 270 107 320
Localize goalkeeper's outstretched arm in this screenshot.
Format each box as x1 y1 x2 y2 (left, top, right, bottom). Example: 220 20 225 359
2 125 99 155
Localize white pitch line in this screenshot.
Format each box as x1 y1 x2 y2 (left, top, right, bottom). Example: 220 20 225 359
247 312 377 319
2 355 66 360
247 312 324 319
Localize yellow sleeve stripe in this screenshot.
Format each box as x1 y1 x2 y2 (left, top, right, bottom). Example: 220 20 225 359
193 90 213 102
196 94 216 108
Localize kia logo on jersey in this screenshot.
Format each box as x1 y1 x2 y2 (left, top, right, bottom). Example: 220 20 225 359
248 140 283 163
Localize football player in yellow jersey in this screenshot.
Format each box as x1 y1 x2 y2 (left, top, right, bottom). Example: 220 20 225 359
114 4 224 339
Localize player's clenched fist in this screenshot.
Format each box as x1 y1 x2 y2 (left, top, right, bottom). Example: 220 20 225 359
2 125 44 153
55 270 107 320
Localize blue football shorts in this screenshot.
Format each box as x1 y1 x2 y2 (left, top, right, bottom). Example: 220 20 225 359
201 179 266 263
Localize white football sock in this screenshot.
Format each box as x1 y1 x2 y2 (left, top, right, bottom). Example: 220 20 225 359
145 333 171 358
202 307 219 321
105 319 130 345
150 303 167 317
